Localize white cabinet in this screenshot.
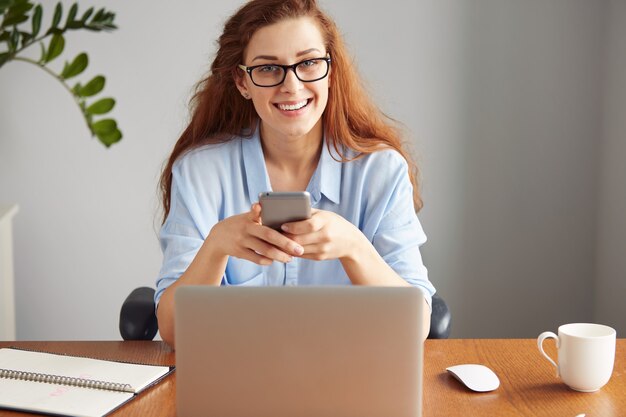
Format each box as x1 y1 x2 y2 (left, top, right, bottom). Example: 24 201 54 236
0 205 18 340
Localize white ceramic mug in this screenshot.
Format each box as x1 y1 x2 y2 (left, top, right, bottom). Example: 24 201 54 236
537 323 616 392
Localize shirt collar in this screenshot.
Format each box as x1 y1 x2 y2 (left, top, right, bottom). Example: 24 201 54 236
241 128 342 206
242 128 272 204
311 138 341 205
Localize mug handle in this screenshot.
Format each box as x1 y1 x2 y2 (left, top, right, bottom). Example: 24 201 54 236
537 331 560 377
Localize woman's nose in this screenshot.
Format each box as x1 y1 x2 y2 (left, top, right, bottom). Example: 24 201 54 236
280 69 303 93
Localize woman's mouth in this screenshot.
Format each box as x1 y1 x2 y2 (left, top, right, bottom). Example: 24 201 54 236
275 99 311 111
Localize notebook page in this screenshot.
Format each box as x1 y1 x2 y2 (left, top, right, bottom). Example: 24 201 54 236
0 378 133 417
0 348 170 393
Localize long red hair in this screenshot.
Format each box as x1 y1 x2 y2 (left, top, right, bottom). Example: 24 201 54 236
160 0 422 222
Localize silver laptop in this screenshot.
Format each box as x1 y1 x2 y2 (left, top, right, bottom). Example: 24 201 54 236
175 286 424 417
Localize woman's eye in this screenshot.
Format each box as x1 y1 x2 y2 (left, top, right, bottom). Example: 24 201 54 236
301 60 316 67
258 65 279 73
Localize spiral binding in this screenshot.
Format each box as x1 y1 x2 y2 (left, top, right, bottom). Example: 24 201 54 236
0 368 134 393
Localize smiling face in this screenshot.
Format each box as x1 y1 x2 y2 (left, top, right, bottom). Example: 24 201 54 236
236 17 330 144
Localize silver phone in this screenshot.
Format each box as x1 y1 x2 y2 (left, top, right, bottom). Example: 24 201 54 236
258 191 312 231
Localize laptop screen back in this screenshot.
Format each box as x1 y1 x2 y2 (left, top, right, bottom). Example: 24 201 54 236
175 286 424 417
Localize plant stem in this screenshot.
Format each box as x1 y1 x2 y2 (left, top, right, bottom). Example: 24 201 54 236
11 56 92 134
3 32 53 62
14 33 50 56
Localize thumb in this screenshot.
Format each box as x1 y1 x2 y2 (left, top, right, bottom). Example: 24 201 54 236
249 203 262 223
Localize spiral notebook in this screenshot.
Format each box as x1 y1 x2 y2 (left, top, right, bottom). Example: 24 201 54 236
0 347 173 417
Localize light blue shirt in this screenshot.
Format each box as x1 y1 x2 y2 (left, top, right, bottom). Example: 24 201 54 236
156 130 436 306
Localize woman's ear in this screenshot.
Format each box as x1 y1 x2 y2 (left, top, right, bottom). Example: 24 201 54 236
234 71 251 99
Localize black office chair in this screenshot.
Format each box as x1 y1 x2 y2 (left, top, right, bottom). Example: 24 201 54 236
119 287 451 340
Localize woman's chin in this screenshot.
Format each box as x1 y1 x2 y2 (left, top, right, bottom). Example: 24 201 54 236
264 119 321 141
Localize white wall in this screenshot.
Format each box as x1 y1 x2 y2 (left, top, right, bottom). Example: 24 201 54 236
433 0 607 337
0 0 623 340
0 0 240 340
594 0 626 334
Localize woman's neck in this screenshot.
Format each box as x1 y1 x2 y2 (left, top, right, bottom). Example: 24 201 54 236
260 120 323 192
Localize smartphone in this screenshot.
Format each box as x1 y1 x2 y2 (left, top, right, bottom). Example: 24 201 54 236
258 191 312 231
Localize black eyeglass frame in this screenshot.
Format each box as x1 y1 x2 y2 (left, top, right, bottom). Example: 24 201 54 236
238 56 332 88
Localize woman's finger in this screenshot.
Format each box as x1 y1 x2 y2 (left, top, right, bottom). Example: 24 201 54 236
248 224 304 256
285 230 326 247
299 242 332 256
298 243 331 261
248 203 262 223
281 213 324 234
239 249 273 266
244 236 294 263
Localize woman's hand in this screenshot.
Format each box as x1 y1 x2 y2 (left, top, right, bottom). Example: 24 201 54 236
281 209 365 261
208 203 304 265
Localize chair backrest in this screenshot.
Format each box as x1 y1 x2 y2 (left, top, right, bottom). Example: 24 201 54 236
119 287 158 341
119 287 451 340
429 293 452 339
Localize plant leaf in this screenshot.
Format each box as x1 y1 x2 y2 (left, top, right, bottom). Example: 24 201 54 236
4 0 32 15
96 127 122 147
78 75 105 97
1 0 33 27
86 98 115 115
38 40 46 63
31 3 42 37
60 52 88 79
0 52 9 68
92 8 104 22
51 2 62 29
20 30 31 47
66 20 82 29
91 118 116 134
65 2 77 28
44 33 64 63
2 14 29 27
80 7 93 23
84 8 117 32
8 28 18 51
0 0 17 14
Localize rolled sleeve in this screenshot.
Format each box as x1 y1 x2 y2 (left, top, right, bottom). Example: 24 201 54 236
370 152 436 306
373 217 435 307
155 166 207 307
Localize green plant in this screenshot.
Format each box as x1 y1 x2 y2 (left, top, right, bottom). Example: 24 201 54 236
0 0 122 147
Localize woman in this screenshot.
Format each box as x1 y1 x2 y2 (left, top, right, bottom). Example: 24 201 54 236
156 0 436 347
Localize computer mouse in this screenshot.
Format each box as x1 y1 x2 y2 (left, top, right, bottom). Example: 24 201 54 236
446 364 500 392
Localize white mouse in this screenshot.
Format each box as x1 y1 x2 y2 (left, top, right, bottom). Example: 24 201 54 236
446 364 500 392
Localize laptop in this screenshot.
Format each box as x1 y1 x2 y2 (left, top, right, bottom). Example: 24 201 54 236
174 286 425 417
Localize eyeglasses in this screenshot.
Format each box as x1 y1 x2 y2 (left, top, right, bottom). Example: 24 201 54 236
238 56 331 87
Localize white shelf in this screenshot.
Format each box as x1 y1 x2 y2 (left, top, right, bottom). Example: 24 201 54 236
0 204 19 340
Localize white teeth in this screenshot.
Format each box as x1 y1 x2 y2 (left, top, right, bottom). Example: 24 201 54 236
277 100 308 111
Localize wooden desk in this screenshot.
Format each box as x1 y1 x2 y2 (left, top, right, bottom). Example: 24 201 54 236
425 339 624 416
0 339 623 417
